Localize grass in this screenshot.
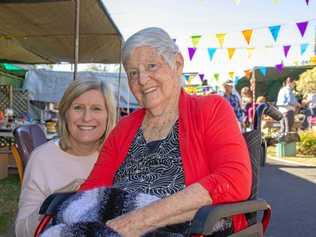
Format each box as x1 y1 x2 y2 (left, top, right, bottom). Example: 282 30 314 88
0 174 20 235
267 146 316 166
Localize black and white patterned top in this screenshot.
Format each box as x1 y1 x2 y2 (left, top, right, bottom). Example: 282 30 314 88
113 121 185 198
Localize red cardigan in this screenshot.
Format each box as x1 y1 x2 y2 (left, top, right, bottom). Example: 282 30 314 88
80 90 252 231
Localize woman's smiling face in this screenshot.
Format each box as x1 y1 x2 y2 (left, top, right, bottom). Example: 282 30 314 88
126 46 182 112
66 89 108 147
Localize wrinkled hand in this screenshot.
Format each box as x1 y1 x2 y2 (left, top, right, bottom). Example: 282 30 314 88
106 211 147 237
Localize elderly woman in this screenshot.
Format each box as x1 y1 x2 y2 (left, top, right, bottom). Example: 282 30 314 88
80 27 251 236
15 78 116 237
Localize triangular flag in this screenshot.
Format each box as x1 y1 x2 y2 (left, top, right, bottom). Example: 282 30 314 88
198 74 205 83
228 71 235 79
244 69 252 79
184 74 190 81
207 48 217 61
283 45 291 58
242 29 253 45
246 47 255 59
188 47 197 61
275 63 284 74
191 35 202 47
300 43 309 55
233 76 239 85
172 38 177 43
296 21 309 37
305 0 309 5
213 73 220 81
258 66 267 76
216 33 226 48
268 25 281 42
227 48 236 60
233 0 241 5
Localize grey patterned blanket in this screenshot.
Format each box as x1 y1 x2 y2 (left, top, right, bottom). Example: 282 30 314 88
40 187 187 237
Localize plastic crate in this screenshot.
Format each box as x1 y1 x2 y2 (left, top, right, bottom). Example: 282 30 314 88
276 142 296 158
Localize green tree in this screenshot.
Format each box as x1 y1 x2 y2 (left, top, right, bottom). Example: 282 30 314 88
296 67 316 96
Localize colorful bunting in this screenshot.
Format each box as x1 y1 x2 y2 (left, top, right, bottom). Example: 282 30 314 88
258 66 267 76
207 48 217 61
228 71 235 79
305 0 309 5
227 48 236 60
242 29 253 45
268 25 281 42
198 74 205 83
216 33 226 48
188 47 197 61
296 21 309 37
300 43 309 55
191 35 202 47
275 63 284 74
244 69 252 79
283 45 291 58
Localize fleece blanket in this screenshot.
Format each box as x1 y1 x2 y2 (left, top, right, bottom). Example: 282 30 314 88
40 187 188 237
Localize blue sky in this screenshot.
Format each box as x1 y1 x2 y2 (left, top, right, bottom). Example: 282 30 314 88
102 0 316 84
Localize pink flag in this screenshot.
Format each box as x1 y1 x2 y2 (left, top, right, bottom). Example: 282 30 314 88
283 45 291 58
275 63 284 74
296 21 309 37
188 47 197 61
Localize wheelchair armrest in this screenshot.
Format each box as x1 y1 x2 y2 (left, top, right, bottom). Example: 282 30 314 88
39 192 76 216
190 199 271 235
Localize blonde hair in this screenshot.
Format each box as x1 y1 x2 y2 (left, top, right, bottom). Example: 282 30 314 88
58 78 116 151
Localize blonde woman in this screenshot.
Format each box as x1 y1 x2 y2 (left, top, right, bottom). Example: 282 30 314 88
15 78 116 237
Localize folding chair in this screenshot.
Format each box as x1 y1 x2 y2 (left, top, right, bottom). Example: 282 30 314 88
34 103 283 237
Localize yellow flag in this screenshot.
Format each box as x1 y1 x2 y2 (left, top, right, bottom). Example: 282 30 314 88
191 35 202 47
216 33 226 48
233 0 241 5
246 47 255 59
227 48 236 60
228 71 235 79
242 29 253 45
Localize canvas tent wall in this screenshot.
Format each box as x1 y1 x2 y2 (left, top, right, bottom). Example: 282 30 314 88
0 0 123 64
23 69 138 109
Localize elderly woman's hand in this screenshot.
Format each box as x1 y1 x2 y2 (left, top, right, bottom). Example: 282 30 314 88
106 210 146 237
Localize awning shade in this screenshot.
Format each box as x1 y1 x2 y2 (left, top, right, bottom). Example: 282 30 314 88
0 0 123 64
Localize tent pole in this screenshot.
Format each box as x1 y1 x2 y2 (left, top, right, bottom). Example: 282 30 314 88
117 40 123 121
73 0 80 80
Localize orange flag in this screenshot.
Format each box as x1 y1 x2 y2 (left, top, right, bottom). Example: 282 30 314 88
227 48 236 60
242 29 253 45
244 69 252 79
216 33 226 48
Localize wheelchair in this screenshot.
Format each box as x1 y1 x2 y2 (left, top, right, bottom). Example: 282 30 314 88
34 103 283 237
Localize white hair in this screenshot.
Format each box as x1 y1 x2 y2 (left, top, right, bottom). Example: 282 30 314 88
122 27 180 70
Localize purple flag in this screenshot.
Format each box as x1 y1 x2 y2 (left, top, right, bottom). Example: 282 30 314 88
275 63 284 74
283 45 291 58
198 74 205 83
188 47 197 61
296 21 309 37
305 0 309 5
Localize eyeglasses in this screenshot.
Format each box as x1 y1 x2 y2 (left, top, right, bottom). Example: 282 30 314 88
126 63 162 83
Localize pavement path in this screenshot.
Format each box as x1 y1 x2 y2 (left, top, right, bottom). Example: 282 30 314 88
260 158 316 237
